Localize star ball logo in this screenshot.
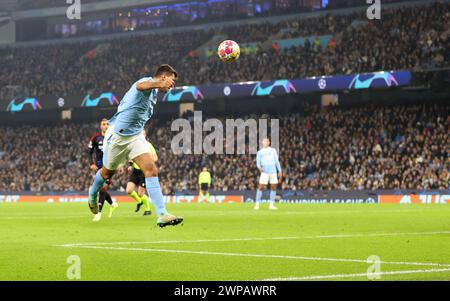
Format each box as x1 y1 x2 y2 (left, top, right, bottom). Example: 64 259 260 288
57 98 65 108
318 78 327 90
66 0 81 20
223 86 231 96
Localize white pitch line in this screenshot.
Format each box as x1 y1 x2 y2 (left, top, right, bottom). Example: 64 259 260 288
58 244 450 268
303 231 450 239
59 230 450 247
262 268 450 281
60 236 300 247
0 215 87 220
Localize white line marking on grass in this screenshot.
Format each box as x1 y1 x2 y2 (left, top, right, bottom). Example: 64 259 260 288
59 236 300 247
262 268 450 281
57 245 450 268
59 230 450 247
190 208 436 217
0 215 87 220
303 231 450 239
279 209 432 215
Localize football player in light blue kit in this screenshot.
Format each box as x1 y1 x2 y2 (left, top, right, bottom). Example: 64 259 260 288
87 64 183 227
254 138 282 210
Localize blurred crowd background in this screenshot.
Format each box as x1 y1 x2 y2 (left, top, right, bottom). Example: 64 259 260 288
0 1 448 193
0 2 448 98
0 103 448 192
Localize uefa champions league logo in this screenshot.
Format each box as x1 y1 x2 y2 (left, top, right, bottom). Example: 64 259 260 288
318 78 327 90
57 98 65 108
223 86 231 96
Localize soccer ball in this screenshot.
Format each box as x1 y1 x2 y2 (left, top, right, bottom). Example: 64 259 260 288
218 40 240 62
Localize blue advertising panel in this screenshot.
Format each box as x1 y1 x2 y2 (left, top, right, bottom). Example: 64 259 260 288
0 71 412 111
162 70 412 102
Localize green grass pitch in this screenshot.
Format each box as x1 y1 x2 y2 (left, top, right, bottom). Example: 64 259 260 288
1 202 450 281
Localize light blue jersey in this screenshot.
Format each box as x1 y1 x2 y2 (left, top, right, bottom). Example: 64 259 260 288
109 77 158 136
256 147 281 174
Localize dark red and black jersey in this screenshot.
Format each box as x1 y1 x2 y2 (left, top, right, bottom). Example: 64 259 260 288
88 133 105 169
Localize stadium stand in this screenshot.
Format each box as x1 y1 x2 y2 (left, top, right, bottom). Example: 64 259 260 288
0 103 448 192
1 2 448 98
0 1 448 193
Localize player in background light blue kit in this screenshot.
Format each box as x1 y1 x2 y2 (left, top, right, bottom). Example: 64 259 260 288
87 64 183 228
254 138 282 210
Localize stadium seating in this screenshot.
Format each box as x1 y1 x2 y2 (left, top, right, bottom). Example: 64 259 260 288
0 104 448 192
0 2 448 98
0 2 448 193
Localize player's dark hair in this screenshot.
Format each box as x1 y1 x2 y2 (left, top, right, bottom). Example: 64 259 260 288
155 64 178 79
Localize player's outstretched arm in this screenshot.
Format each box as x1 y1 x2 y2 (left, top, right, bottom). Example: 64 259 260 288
136 77 174 91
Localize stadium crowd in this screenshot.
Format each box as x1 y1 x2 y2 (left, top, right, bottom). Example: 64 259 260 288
0 2 448 98
186 2 449 84
0 104 448 192
0 2 448 193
